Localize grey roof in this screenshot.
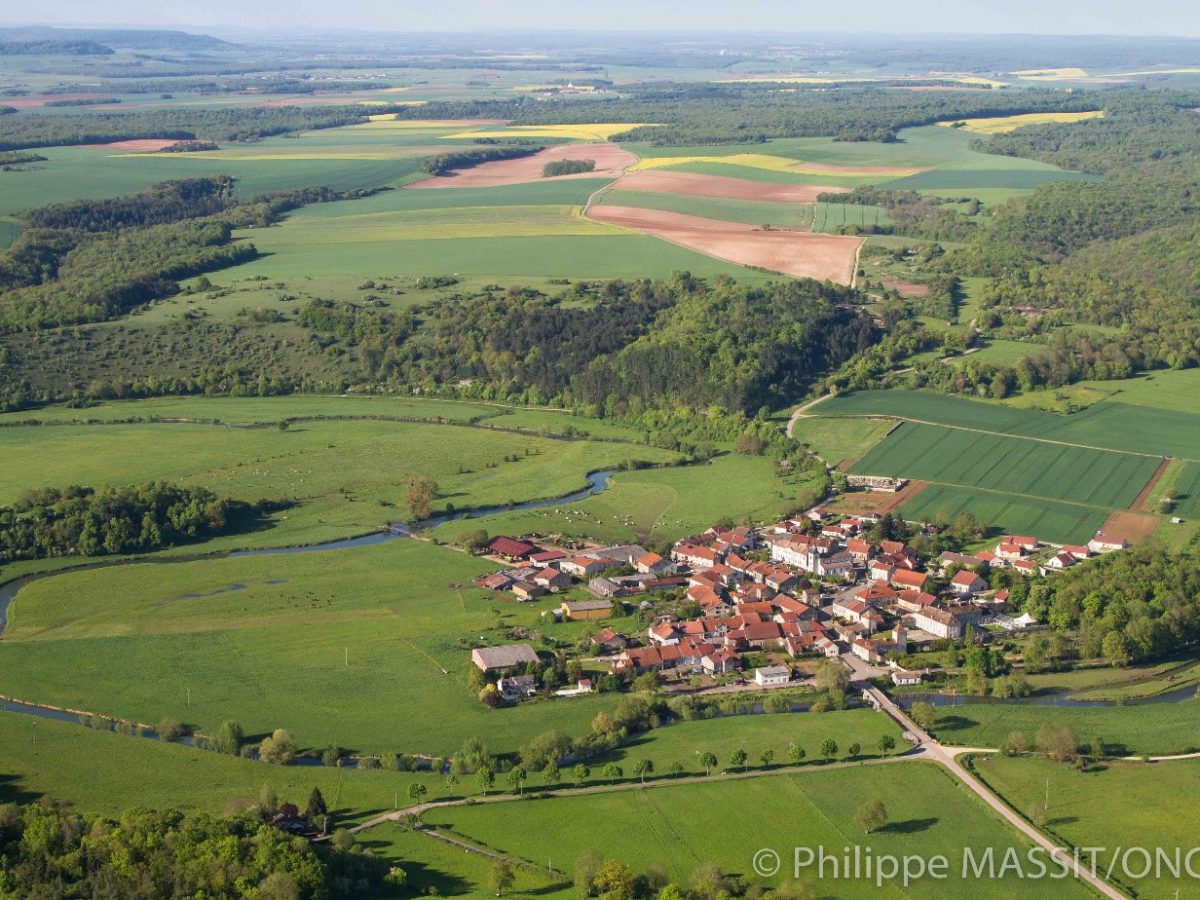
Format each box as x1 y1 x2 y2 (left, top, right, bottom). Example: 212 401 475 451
473 644 539 669
563 598 614 612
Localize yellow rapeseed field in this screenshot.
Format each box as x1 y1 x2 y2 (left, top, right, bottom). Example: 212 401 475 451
1011 67 1089 79
938 110 1104 135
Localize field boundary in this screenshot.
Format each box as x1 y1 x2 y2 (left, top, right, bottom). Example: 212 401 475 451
1131 456 1172 511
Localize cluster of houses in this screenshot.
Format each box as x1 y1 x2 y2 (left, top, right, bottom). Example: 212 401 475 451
465 506 1130 702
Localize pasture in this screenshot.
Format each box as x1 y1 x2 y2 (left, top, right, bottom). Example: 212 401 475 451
0 710 448 825
971 755 1200 899
0 414 679 549
430 451 813 546
930 700 1200 757
0 538 626 755
789 416 895 467
424 762 1092 899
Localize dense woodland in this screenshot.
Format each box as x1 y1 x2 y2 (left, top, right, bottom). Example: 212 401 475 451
0 178 382 329
1013 548 1200 665
0 802 396 898
420 145 542 175
0 482 245 561
402 86 1104 144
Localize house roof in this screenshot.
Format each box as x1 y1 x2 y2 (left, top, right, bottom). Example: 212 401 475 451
474 644 539 669
891 569 928 589
562 598 613 612
951 570 983 586
487 536 539 557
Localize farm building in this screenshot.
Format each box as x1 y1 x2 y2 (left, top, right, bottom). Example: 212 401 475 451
560 598 614 620
472 644 539 672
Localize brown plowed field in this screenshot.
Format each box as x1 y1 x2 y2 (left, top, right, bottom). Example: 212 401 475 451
616 170 849 203
585 205 862 284
1131 457 1171 511
1097 510 1160 546
827 480 929 515
408 143 637 189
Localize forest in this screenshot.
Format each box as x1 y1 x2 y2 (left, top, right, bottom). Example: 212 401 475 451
420 145 542 175
1013 548 1200 665
297 275 878 416
0 482 244 561
0 801 396 898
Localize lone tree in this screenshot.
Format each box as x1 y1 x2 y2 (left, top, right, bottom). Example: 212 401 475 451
759 749 774 768
698 751 717 775
506 767 527 795
854 798 889 834
476 767 495 795
1036 722 1079 764
633 758 654 784
404 475 438 520
730 749 748 771
304 787 327 823
408 783 428 804
601 763 623 784
909 701 936 730
488 860 515 897
819 739 838 762
878 735 896 755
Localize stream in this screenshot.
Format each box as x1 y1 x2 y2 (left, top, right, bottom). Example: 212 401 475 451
0 469 615 633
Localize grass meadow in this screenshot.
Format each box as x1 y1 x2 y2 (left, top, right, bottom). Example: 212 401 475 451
0 416 680 548
0 538 625 755
788 416 895 467
930 700 1200 757
424 762 1093 899
970 754 1199 898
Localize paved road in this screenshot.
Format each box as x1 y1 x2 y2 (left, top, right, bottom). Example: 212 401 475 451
859 682 1127 900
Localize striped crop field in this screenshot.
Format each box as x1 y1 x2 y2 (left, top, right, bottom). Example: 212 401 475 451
849 421 1160 509
444 123 652 141
900 484 1108 544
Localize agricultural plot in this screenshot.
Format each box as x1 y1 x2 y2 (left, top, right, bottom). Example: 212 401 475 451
425 763 1091 899
596 189 815 228
408 142 637 188
814 390 1200 461
849 422 1160 510
584 205 862 284
901 484 1108 544
1164 461 1200 518
938 110 1104 134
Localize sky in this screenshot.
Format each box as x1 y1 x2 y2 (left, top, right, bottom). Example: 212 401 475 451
5 0 1200 37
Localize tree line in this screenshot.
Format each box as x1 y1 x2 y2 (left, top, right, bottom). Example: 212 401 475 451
0 482 245 561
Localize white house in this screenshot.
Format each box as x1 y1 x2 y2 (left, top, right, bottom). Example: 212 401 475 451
753 665 791 686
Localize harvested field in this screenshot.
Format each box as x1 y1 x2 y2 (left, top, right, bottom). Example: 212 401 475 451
880 276 930 297
88 139 185 151
408 142 636 189
615 169 847 203
1097 510 1161 546
828 480 929 515
584 205 861 284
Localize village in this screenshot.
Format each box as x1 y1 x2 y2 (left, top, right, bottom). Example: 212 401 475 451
465 493 1132 704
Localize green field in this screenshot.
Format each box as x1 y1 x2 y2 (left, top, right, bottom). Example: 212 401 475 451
424 762 1092 899
789 416 895 466
930 700 1200 757
0 415 678 550
814 389 1200 460
430 452 809 546
971 755 1200 899
596 188 815 228
0 539 626 755
0 710 447 826
850 421 1159 509
902 484 1108 544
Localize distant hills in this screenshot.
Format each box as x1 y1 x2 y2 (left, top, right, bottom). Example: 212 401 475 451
0 27 231 51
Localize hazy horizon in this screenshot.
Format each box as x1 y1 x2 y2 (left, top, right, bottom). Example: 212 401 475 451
4 0 1199 38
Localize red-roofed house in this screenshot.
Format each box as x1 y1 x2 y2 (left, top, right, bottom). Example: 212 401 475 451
949 571 987 596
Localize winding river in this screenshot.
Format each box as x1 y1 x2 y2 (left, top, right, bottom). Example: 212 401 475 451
0 469 616 634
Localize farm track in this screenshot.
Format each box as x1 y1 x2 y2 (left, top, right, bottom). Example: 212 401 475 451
1130 457 1172 511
